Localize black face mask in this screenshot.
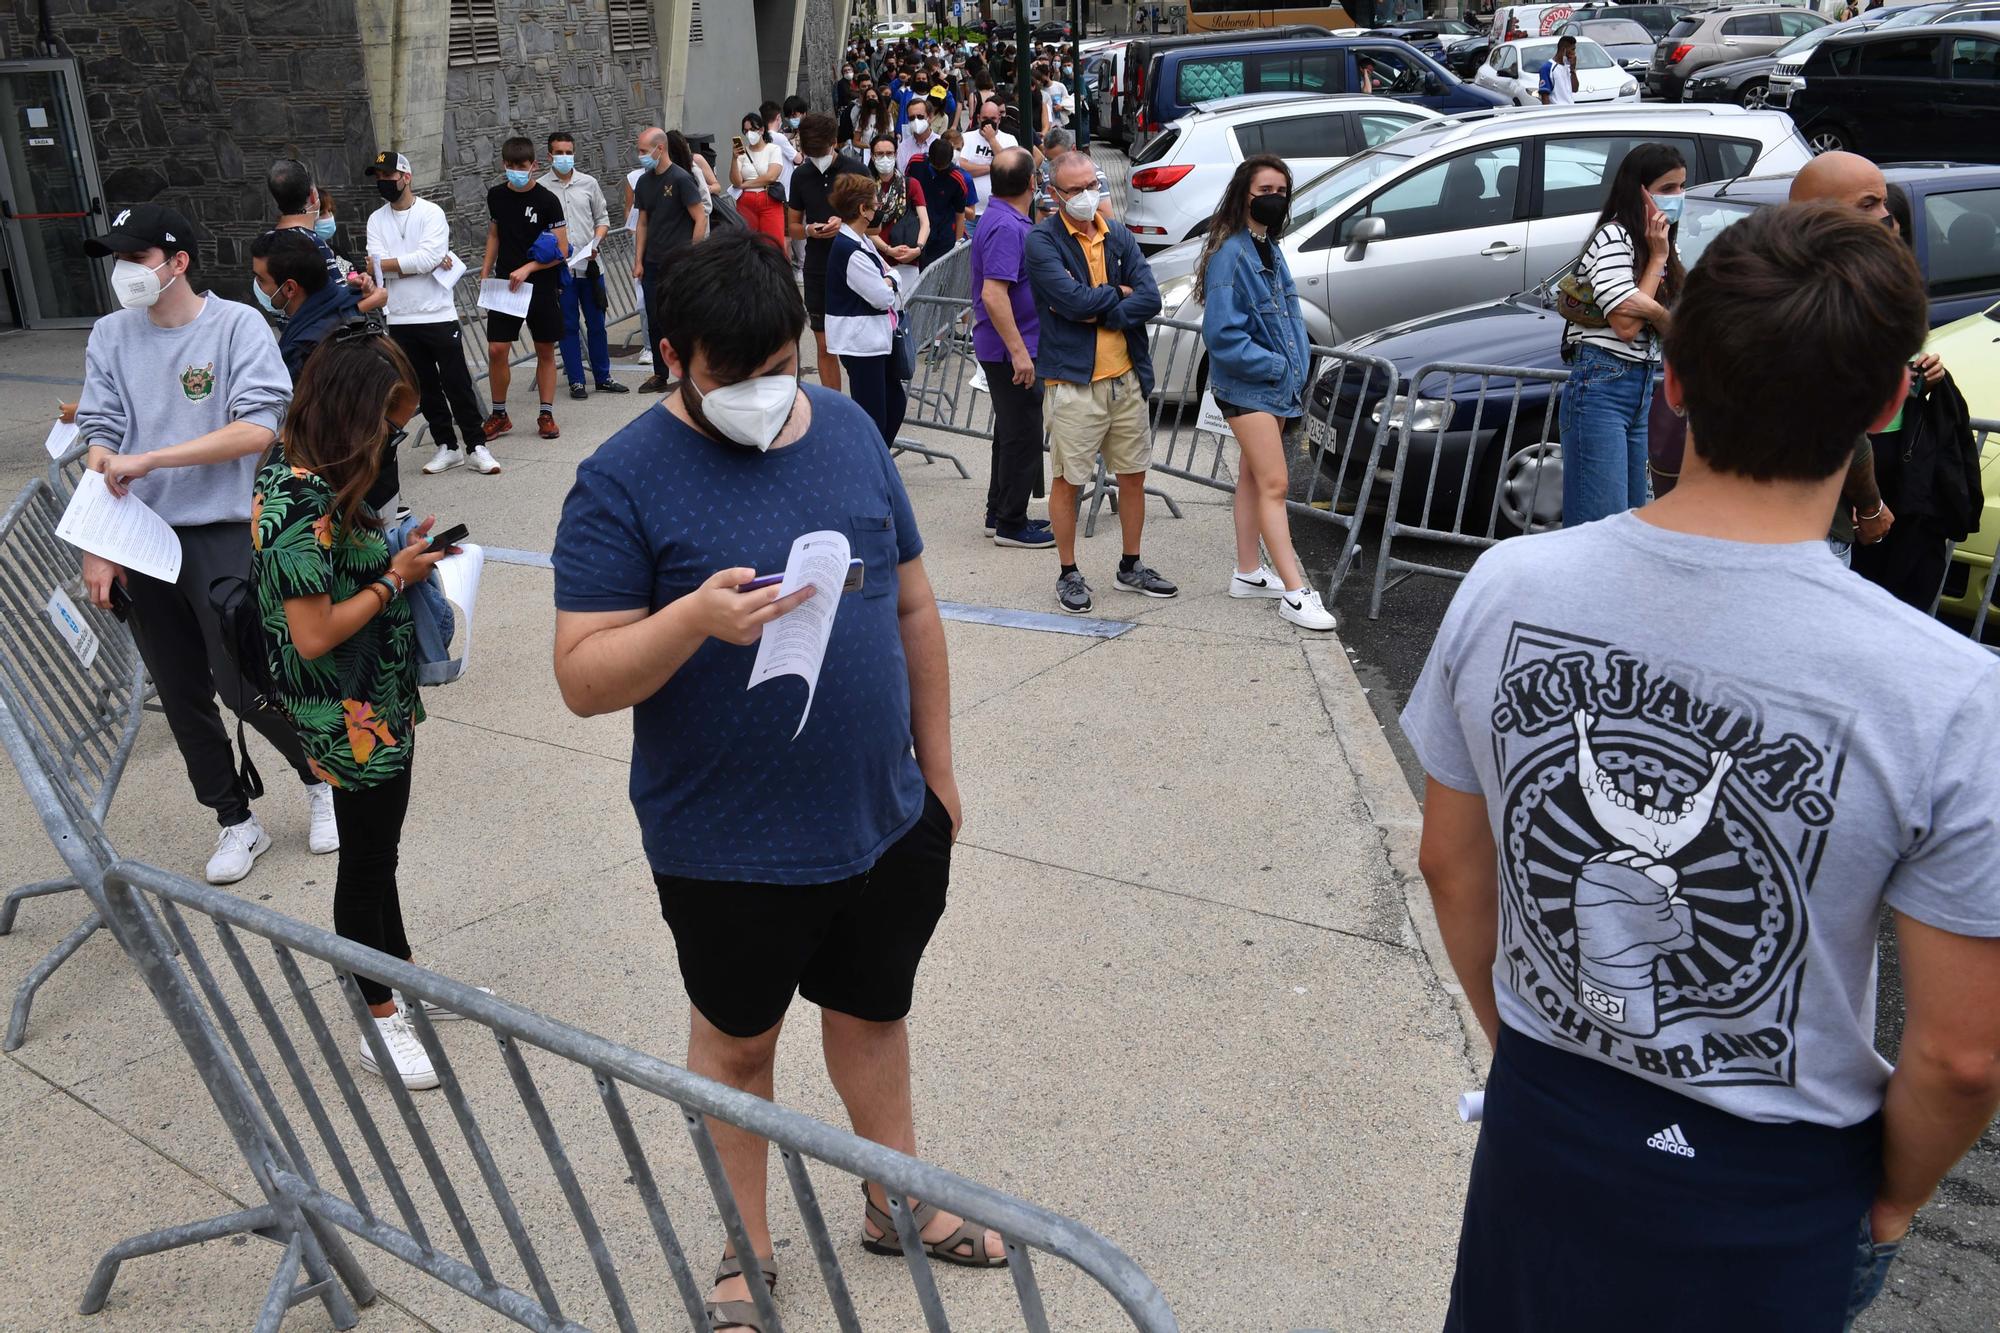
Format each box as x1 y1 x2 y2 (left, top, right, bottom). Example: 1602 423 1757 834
375 178 403 203
1249 193 1289 230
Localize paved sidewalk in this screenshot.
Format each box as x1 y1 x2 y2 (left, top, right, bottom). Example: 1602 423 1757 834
0 327 1477 1330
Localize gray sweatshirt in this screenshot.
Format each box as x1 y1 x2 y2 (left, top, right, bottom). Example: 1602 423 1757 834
75 295 291 528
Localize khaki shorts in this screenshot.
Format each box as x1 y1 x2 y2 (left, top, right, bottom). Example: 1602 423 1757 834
1044 370 1151 485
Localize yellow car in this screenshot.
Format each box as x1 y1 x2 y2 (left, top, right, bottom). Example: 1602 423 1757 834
1931 300 2000 623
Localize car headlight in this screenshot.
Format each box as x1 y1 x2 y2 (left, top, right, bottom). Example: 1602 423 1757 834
1156 274 1196 313
1792 75 1806 91
1620 78 1638 96
1370 394 1452 434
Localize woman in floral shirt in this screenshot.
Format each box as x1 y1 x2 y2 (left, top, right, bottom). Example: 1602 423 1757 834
253 327 454 1091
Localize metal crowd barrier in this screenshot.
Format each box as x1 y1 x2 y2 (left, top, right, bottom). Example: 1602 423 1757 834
1367 361 1570 619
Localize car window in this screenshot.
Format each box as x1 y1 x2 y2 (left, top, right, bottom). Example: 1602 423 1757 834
1358 46 1433 92
1231 123 1265 157
1776 11 1822 37
1357 111 1422 146
1722 14 1778 38
1133 126 1181 166
1252 52 1338 93
1572 41 1615 69
1949 37 2000 79
1708 136 1758 179
1539 136 1701 219
1924 187 2000 298
1178 56 1246 104
1667 17 1702 38
1858 36 1942 77
1774 23 1840 59
1495 47 1520 76
1829 42 1863 74
1584 21 1652 44
1257 113 1349 158
1290 150 1416 248
1341 144 1523 243
1678 196 1760 270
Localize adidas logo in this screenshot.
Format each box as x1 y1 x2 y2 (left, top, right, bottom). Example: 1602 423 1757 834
1646 1124 1696 1158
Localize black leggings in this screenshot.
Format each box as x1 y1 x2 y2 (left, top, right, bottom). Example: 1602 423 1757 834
331 767 414 1006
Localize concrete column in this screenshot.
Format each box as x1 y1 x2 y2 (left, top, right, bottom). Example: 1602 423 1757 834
655 0 694 129
753 0 809 105
797 0 843 106
354 0 449 184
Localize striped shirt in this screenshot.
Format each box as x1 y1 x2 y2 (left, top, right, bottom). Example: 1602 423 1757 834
1568 222 1659 362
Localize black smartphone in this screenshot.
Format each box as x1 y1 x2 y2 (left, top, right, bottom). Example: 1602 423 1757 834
107 579 133 623
427 523 470 551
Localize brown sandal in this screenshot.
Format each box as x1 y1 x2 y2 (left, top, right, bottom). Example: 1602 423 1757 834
860 1184 1007 1268
706 1253 778 1332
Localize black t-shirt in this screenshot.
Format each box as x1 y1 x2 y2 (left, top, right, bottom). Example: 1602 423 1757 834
487 182 566 285
1253 233 1275 271
633 164 702 267
789 155 867 278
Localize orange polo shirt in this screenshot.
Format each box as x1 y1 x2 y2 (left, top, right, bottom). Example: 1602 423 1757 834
1059 211 1133 384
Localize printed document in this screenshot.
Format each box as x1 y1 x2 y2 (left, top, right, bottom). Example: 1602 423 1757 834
747 529 852 739
567 237 599 273
44 418 80 460
477 278 533 317
434 543 484 672
432 252 468 290
55 470 183 583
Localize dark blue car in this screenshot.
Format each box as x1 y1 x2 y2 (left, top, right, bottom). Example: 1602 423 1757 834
1310 163 2000 531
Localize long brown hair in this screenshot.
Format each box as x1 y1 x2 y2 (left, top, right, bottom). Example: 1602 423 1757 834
1584 143 1687 306
283 326 417 534
1194 153 1292 305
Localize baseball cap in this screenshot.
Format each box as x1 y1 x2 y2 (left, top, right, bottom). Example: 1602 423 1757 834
365 151 413 177
85 202 195 258
929 84 948 100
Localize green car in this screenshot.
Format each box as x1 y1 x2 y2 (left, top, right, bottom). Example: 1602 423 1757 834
1928 298 2000 623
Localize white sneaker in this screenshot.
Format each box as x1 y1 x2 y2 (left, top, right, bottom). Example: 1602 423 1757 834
468 444 503 475
422 445 464 475
305 783 338 854
1279 587 1338 632
968 365 989 394
397 986 494 1023
1228 566 1287 600
635 348 651 367
204 816 272 885
357 1011 439 1090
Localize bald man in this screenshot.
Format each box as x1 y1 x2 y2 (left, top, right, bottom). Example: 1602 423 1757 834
631 125 707 393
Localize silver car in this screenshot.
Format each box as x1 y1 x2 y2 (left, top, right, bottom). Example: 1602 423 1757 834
1146 103 1815 399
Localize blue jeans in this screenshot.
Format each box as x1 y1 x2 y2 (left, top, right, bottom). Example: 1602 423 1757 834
557 265 611 387
1559 343 1654 526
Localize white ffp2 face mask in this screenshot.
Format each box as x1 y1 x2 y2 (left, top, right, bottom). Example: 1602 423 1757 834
111 257 177 310
690 374 799 451
1062 189 1102 224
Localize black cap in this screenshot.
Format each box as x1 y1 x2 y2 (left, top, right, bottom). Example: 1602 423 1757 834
365 151 412 177
85 202 195 258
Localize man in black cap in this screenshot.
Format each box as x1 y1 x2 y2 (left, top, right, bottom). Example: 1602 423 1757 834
74 202 332 885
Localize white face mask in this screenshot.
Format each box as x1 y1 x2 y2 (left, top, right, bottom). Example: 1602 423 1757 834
690 374 799 451
872 155 897 174
111 257 177 310
810 153 836 172
745 130 764 147
909 118 930 137
1061 189 1101 224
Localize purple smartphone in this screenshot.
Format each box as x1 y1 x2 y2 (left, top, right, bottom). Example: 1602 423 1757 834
737 559 865 594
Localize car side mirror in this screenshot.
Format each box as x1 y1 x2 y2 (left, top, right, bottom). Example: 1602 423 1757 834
1344 215 1388 261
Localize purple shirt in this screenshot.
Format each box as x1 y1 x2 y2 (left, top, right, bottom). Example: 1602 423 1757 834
969 197 1038 363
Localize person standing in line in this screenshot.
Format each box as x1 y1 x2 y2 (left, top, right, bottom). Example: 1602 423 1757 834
1560 142 1684 525
75 202 335 884
479 136 570 446
1031 129 1110 223
897 97 941 173
364 151 498 480
969 148 1052 551
1195 156 1336 631
787 113 869 395
267 157 348 287
630 125 709 394
905 139 970 271
958 102 1019 238
732 111 789 247
553 231 1002 1333
250 230 363 382
623 157 654 372
824 174 906 447
1539 35 1580 105
1025 153 1175 615
252 330 466 1092
669 131 721 218
541 131 629 404
1404 202 2000 1333
865 133 927 286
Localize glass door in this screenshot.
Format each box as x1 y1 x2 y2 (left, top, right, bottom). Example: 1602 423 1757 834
0 60 110 327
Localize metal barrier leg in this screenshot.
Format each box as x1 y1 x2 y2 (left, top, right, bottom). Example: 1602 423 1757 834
0 875 78 934
79 1203 283 1314
5 907 101 1051
1078 458 1183 541
890 435 972 479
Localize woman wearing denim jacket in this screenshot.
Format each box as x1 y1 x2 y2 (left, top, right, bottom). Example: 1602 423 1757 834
1196 155 1336 631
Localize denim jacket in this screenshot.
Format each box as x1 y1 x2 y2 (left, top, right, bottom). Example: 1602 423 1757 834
1023 214 1161 396
1200 228 1311 418
387 514 465 687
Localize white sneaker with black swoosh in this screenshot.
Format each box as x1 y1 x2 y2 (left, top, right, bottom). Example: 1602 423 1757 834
1646 1123 1695 1158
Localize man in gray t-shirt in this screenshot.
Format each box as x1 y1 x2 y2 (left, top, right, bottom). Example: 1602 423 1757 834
1403 203 2000 1329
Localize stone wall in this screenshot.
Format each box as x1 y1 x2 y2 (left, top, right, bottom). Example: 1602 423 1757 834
438 4 663 250
7 0 380 303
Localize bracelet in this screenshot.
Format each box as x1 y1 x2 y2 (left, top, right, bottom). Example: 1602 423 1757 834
377 571 405 598
1857 502 1884 522
366 581 392 608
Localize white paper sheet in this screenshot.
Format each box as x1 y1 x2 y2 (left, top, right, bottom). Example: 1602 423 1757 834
43 418 80 460
1195 390 1231 439
566 237 599 273
433 543 484 672
431 252 468 290
746 529 852 739
55 470 183 583
476 278 532 317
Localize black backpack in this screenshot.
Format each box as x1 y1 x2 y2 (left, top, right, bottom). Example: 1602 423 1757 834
208 569 277 801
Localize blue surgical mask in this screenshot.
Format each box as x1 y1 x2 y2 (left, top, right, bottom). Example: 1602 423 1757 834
314 217 337 241
552 154 575 174
252 279 279 314
505 168 532 188
638 152 658 170
1650 191 1684 224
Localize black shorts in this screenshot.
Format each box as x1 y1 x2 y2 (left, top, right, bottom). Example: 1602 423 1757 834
487 279 563 345
653 788 952 1038
1215 395 1299 424
803 267 828 332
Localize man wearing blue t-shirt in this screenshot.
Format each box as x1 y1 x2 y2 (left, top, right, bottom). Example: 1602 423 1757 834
552 230 1002 1331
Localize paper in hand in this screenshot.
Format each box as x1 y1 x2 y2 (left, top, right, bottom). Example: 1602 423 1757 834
567 237 599 273
44 418 81 460
746 529 853 740
432 252 468 290
477 278 533 317
433 543 484 673
55 470 183 583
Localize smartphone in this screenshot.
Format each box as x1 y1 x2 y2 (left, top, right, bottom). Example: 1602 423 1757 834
737 559 865 594
427 522 470 550
732 135 745 154
107 579 133 624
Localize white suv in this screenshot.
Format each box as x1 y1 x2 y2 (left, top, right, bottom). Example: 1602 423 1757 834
1123 94 1440 254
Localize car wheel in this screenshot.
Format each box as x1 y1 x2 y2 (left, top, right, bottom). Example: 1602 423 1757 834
1807 124 1851 155
1475 428 1564 537
1738 79 1768 110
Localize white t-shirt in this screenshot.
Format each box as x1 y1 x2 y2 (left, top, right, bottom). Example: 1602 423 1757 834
957 127 1018 215
1045 80 1070 127
624 167 644 231
768 129 799 192
735 142 783 192
1541 59 1577 105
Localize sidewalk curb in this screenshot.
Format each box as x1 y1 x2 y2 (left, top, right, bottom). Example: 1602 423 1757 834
1303 639 1486 1079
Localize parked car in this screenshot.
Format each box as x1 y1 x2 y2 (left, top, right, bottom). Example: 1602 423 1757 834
1360 20 1486 59
1646 4 1828 101
1476 36 1644 103
1125 94 1440 252
1767 9 1906 101
1146 104 1814 398
1447 38 1494 78
1032 19 1074 41
1490 2 1614 40
1307 163 2000 531
1692 11 1891 107
870 20 915 38
1787 21 2000 160
1083 46 1131 145
1553 17 1659 72
1601 4 1698 41
1137 34 1506 144
1120 25 1334 143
